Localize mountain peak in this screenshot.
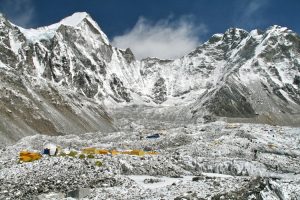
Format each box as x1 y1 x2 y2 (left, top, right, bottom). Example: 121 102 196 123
57 12 90 27
17 12 92 43
266 25 292 33
18 12 109 44
224 27 248 37
264 25 295 38
268 25 286 30
45 12 92 30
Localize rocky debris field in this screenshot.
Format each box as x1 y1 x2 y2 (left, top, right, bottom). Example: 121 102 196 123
0 121 300 199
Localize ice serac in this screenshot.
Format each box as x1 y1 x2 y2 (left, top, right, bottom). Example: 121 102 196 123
0 12 300 145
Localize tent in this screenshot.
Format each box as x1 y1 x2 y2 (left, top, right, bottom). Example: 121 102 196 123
19 151 42 162
146 133 160 139
82 147 96 154
43 143 58 156
129 150 145 156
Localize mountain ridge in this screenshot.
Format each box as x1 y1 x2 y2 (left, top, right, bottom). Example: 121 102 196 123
0 12 300 145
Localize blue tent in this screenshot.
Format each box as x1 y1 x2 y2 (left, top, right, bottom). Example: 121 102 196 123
146 133 160 139
43 148 50 155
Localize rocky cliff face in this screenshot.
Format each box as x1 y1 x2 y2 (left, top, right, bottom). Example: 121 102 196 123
0 13 117 146
0 12 300 144
189 27 300 125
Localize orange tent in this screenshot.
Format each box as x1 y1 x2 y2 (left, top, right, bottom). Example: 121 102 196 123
19 151 42 162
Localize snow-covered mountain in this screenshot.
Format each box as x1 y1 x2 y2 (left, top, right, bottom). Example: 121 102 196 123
0 12 300 144
0 13 117 145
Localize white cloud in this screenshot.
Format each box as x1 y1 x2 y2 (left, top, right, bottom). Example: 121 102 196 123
112 16 208 60
235 0 269 28
0 0 35 28
244 0 267 18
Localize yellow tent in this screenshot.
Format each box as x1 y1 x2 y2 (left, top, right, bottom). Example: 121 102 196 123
95 149 110 154
110 150 120 155
82 147 96 154
129 150 145 156
19 151 42 162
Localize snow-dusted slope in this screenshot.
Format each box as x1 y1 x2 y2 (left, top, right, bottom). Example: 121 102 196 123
0 12 300 144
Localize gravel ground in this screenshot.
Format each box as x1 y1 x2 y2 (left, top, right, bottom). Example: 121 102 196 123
0 121 300 199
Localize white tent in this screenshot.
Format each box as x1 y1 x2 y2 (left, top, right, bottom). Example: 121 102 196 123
43 143 57 156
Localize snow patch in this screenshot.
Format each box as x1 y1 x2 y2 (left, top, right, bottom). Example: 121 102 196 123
0 61 8 69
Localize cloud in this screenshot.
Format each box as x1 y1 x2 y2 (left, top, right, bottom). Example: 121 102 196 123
112 16 208 60
234 0 269 28
0 0 35 28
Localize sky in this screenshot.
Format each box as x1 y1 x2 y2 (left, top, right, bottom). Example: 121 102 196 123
0 0 299 59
